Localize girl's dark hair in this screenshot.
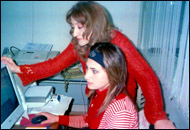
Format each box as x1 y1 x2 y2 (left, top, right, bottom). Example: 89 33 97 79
88 42 128 115
66 1 115 61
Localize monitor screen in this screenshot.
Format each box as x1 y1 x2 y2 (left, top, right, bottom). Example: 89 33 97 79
1 66 24 129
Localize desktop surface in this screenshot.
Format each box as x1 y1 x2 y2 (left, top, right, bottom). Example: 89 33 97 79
13 122 60 129
13 94 72 129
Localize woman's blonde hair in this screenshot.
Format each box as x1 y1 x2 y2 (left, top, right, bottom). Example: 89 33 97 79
66 1 115 61
88 42 128 115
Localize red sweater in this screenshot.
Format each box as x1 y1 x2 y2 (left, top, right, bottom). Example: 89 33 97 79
58 88 138 129
17 30 167 124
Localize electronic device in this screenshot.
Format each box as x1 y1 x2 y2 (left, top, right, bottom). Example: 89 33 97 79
2 47 12 58
2 47 9 55
2 43 55 65
1 65 25 129
51 94 61 103
14 50 49 65
62 62 84 79
24 85 53 108
15 43 53 65
31 115 47 124
24 85 53 103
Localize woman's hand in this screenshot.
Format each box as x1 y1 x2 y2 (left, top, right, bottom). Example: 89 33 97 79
154 119 176 129
35 112 59 124
1 56 21 73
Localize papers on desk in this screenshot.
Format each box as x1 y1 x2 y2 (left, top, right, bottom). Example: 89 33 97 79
23 43 53 52
15 95 72 126
30 95 72 115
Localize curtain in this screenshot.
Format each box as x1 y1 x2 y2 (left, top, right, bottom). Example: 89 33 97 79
137 1 189 121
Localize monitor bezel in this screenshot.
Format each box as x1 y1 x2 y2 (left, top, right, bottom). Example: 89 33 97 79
1 66 25 129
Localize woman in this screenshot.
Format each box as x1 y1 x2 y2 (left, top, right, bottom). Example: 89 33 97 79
1 1 175 128
35 42 138 129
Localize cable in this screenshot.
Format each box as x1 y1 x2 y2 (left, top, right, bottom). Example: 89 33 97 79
80 80 87 114
10 46 20 56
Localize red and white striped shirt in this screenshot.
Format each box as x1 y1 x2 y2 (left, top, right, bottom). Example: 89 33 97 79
98 95 138 129
59 88 138 129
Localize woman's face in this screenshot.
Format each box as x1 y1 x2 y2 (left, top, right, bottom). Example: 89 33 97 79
85 58 110 91
71 17 90 46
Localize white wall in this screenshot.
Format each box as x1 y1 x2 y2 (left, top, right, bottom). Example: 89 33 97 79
97 1 140 46
1 1 141 54
1 1 33 54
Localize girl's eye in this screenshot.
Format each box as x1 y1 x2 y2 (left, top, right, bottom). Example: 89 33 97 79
92 69 98 74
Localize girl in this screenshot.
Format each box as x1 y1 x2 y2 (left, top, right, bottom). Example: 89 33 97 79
36 42 138 129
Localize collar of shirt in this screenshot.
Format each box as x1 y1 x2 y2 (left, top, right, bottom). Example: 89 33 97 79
87 87 108 129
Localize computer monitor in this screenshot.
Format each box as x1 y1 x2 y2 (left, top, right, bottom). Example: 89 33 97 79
1 65 24 129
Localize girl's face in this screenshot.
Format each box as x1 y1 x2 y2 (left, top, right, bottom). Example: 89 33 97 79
85 58 110 91
71 17 90 46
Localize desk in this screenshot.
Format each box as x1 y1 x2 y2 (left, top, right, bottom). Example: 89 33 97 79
13 95 72 129
13 122 60 129
37 73 88 113
29 95 72 115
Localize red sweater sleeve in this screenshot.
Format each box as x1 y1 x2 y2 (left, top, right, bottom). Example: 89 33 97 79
58 115 69 126
17 43 78 86
59 115 88 128
111 30 167 124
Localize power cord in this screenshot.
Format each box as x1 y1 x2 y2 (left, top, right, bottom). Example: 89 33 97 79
10 46 20 56
80 80 87 114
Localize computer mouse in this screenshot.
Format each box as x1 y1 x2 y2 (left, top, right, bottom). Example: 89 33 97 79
31 115 47 124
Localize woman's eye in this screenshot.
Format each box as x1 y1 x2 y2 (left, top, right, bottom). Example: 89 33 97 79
78 26 83 29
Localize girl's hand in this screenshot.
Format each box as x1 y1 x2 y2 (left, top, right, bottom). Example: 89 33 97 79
154 119 176 129
35 112 59 124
